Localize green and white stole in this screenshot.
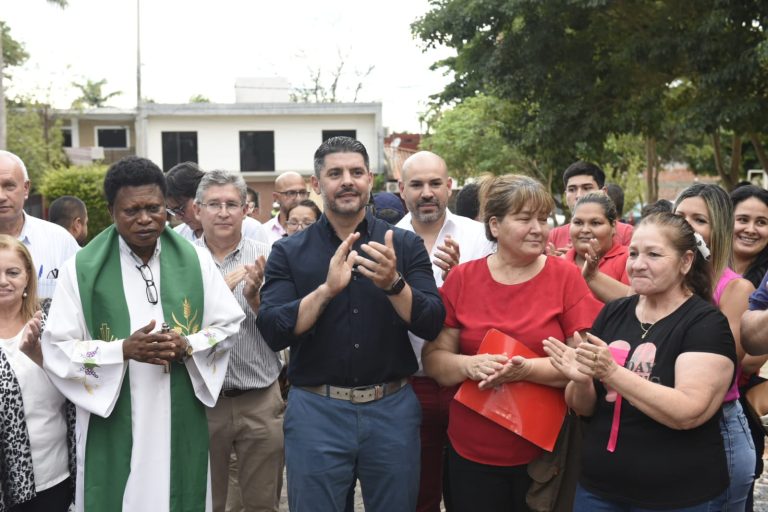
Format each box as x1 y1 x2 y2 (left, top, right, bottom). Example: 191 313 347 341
75 225 208 512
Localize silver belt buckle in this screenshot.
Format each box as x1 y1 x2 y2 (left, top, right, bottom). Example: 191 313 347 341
374 384 384 400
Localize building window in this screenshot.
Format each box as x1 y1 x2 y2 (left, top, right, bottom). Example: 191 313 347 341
322 130 356 141
240 131 275 172
95 126 129 148
61 127 72 148
162 132 198 171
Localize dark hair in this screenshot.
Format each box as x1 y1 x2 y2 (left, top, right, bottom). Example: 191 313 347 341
637 212 713 302
313 136 369 176
562 161 605 189
456 182 480 220
480 174 554 242
48 195 86 227
104 156 166 206
573 193 618 225
286 199 322 220
730 185 768 288
641 199 674 218
246 187 259 208
605 184 625 217
674 183 733 284
165 161 204 201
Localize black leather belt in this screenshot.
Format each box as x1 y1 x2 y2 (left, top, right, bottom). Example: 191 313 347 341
220 388 250 398
298 378 409 404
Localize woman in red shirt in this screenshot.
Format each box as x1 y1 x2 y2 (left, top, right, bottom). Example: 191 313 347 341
565 193 629 288
422 174 602 512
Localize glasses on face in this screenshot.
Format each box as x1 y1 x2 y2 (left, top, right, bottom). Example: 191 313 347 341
286 219 316 230
166 202 186 217
136 264 158 304
199 201 244 214
277 190 309 199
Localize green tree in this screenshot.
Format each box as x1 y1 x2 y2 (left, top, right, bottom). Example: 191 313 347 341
413 0 768 198
0 0 68 149
1 22 29 70
39 164 110 242
189 94 210 103
420 94 542 186
6 98 67 188
71 78 122 108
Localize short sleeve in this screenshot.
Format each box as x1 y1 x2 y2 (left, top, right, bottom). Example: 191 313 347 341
749 271 768 311
680 305 736 363
557 259 603 335
439 263 464 329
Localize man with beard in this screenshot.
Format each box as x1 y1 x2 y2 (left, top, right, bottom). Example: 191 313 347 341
257 137 445 512
396 151 494 512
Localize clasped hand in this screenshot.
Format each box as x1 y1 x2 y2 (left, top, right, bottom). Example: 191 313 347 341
122 319 187 365
462 353 534 390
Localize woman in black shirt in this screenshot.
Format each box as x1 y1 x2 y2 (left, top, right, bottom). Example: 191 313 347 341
544 212 736 510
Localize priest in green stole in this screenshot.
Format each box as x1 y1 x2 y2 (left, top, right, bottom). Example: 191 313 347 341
40 157 246 512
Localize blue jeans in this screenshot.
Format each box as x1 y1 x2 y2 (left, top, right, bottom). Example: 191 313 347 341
284 384 421 512
720 400 756 511
574 484 727 511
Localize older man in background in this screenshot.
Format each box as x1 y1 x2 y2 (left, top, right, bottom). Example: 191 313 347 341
194 170 284 512
263 171 308 244
0 150 79 300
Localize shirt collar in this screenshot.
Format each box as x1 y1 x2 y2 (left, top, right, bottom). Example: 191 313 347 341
197 234 244 262
118 233 162 266
16 212 31 245
319 207 375 240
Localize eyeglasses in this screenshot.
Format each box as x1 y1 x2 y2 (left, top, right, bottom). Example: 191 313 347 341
166 203 186 217
136 264 158 304
286 219 316 230
277 190 309 199
199 202 244 213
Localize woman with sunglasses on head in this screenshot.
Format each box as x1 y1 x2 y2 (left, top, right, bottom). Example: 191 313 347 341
584 183 757 510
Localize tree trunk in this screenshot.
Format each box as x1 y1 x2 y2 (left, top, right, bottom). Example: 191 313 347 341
749 132 768 173
726 134 742 191
0 29 6 150
645 136 658 203
711 130 726 183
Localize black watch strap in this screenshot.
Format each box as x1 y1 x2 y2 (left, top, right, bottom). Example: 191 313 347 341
384 272 406 295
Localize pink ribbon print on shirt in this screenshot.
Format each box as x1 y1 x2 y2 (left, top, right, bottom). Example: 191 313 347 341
605 341 657 452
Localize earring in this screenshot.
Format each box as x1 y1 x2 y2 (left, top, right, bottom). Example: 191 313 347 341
22 291 28 298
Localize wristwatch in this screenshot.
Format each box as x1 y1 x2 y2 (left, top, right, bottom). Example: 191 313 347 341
384 272 406 295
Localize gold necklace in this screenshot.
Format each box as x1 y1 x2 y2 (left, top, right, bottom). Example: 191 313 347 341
639 321 654 339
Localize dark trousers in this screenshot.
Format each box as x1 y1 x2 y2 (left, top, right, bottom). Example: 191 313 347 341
446 443 531 512
10 478 71 512
411 376 457 512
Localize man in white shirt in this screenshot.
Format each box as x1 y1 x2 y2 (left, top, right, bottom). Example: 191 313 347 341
165 162 268 244
263 171 308 244
396 151 494 512
0 150 80 300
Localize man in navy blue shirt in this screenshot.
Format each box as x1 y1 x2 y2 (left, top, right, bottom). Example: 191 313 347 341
742 272 768 355
257 137 444 511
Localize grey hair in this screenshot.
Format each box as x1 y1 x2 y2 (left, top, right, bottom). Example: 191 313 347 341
195 169 247 204
0 150 29 180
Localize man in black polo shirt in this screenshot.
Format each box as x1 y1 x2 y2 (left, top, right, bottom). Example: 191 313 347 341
257 137 445 512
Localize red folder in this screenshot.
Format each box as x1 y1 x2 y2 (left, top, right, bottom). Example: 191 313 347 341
454 329 567 451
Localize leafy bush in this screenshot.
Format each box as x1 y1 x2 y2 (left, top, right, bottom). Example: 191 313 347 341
39 165 111 242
